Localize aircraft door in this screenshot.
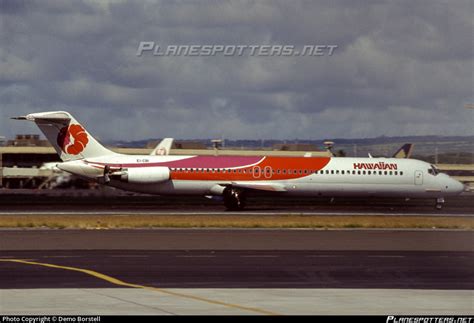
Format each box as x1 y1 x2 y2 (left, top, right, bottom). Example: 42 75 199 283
414 170 423 185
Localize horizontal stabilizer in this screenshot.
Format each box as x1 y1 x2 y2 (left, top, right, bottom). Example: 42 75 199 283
12 111 72 122
12 110 116 161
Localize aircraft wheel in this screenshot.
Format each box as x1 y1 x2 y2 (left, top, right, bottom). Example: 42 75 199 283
435 197 445 210
223 187 246 211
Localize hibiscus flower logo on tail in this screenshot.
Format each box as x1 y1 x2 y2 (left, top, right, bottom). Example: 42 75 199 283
57 124 89 155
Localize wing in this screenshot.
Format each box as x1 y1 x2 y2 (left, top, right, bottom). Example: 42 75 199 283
230 181 287 192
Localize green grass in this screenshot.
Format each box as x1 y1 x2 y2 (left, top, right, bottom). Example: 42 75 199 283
0 214 472 230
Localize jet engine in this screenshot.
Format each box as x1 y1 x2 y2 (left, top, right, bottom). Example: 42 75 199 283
119 166 170 184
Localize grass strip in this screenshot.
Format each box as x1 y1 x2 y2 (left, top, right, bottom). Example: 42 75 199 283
0 214 472 229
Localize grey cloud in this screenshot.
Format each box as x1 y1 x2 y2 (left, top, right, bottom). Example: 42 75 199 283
0 0 472 141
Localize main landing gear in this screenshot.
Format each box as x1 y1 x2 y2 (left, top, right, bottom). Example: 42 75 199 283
223 187 246 211
435 197 445 210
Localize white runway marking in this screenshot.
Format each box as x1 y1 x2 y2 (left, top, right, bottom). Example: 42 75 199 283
306 255 342 258
240 255 278 258
175 255 216 258
42 255 83 258
108 255 150 258
367 255 405 258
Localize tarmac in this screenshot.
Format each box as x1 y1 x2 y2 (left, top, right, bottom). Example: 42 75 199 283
1 229 473 315
0 192 473 315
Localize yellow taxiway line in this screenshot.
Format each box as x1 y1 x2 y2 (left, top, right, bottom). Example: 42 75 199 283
0 258 278 315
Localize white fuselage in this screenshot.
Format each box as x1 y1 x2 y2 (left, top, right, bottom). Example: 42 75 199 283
57 154 465 199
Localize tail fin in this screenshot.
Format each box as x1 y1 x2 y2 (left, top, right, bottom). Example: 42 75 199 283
12 111 117 161
150 138 174 156
392 143 414 159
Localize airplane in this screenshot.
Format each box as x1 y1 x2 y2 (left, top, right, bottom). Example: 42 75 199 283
12 111 465 210
150 138 174 156
392 143 414 159
368 143 414 159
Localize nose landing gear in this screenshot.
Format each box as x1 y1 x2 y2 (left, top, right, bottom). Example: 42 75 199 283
223 187 246 211
435 197 445 210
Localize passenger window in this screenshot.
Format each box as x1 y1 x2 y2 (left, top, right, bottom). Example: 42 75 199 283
384 171 387 175
400 171 403 175
357 171 361 175
379 171 382 175
389 171 392 175
368 171 371 175
362 171 366 175
341 170 345 175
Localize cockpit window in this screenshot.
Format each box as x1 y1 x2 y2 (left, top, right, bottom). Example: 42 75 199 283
428 165 439 176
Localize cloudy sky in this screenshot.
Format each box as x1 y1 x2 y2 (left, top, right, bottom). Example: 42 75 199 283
1 0 473 142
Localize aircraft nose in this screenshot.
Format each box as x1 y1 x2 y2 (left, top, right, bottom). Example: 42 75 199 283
450 179 465 194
